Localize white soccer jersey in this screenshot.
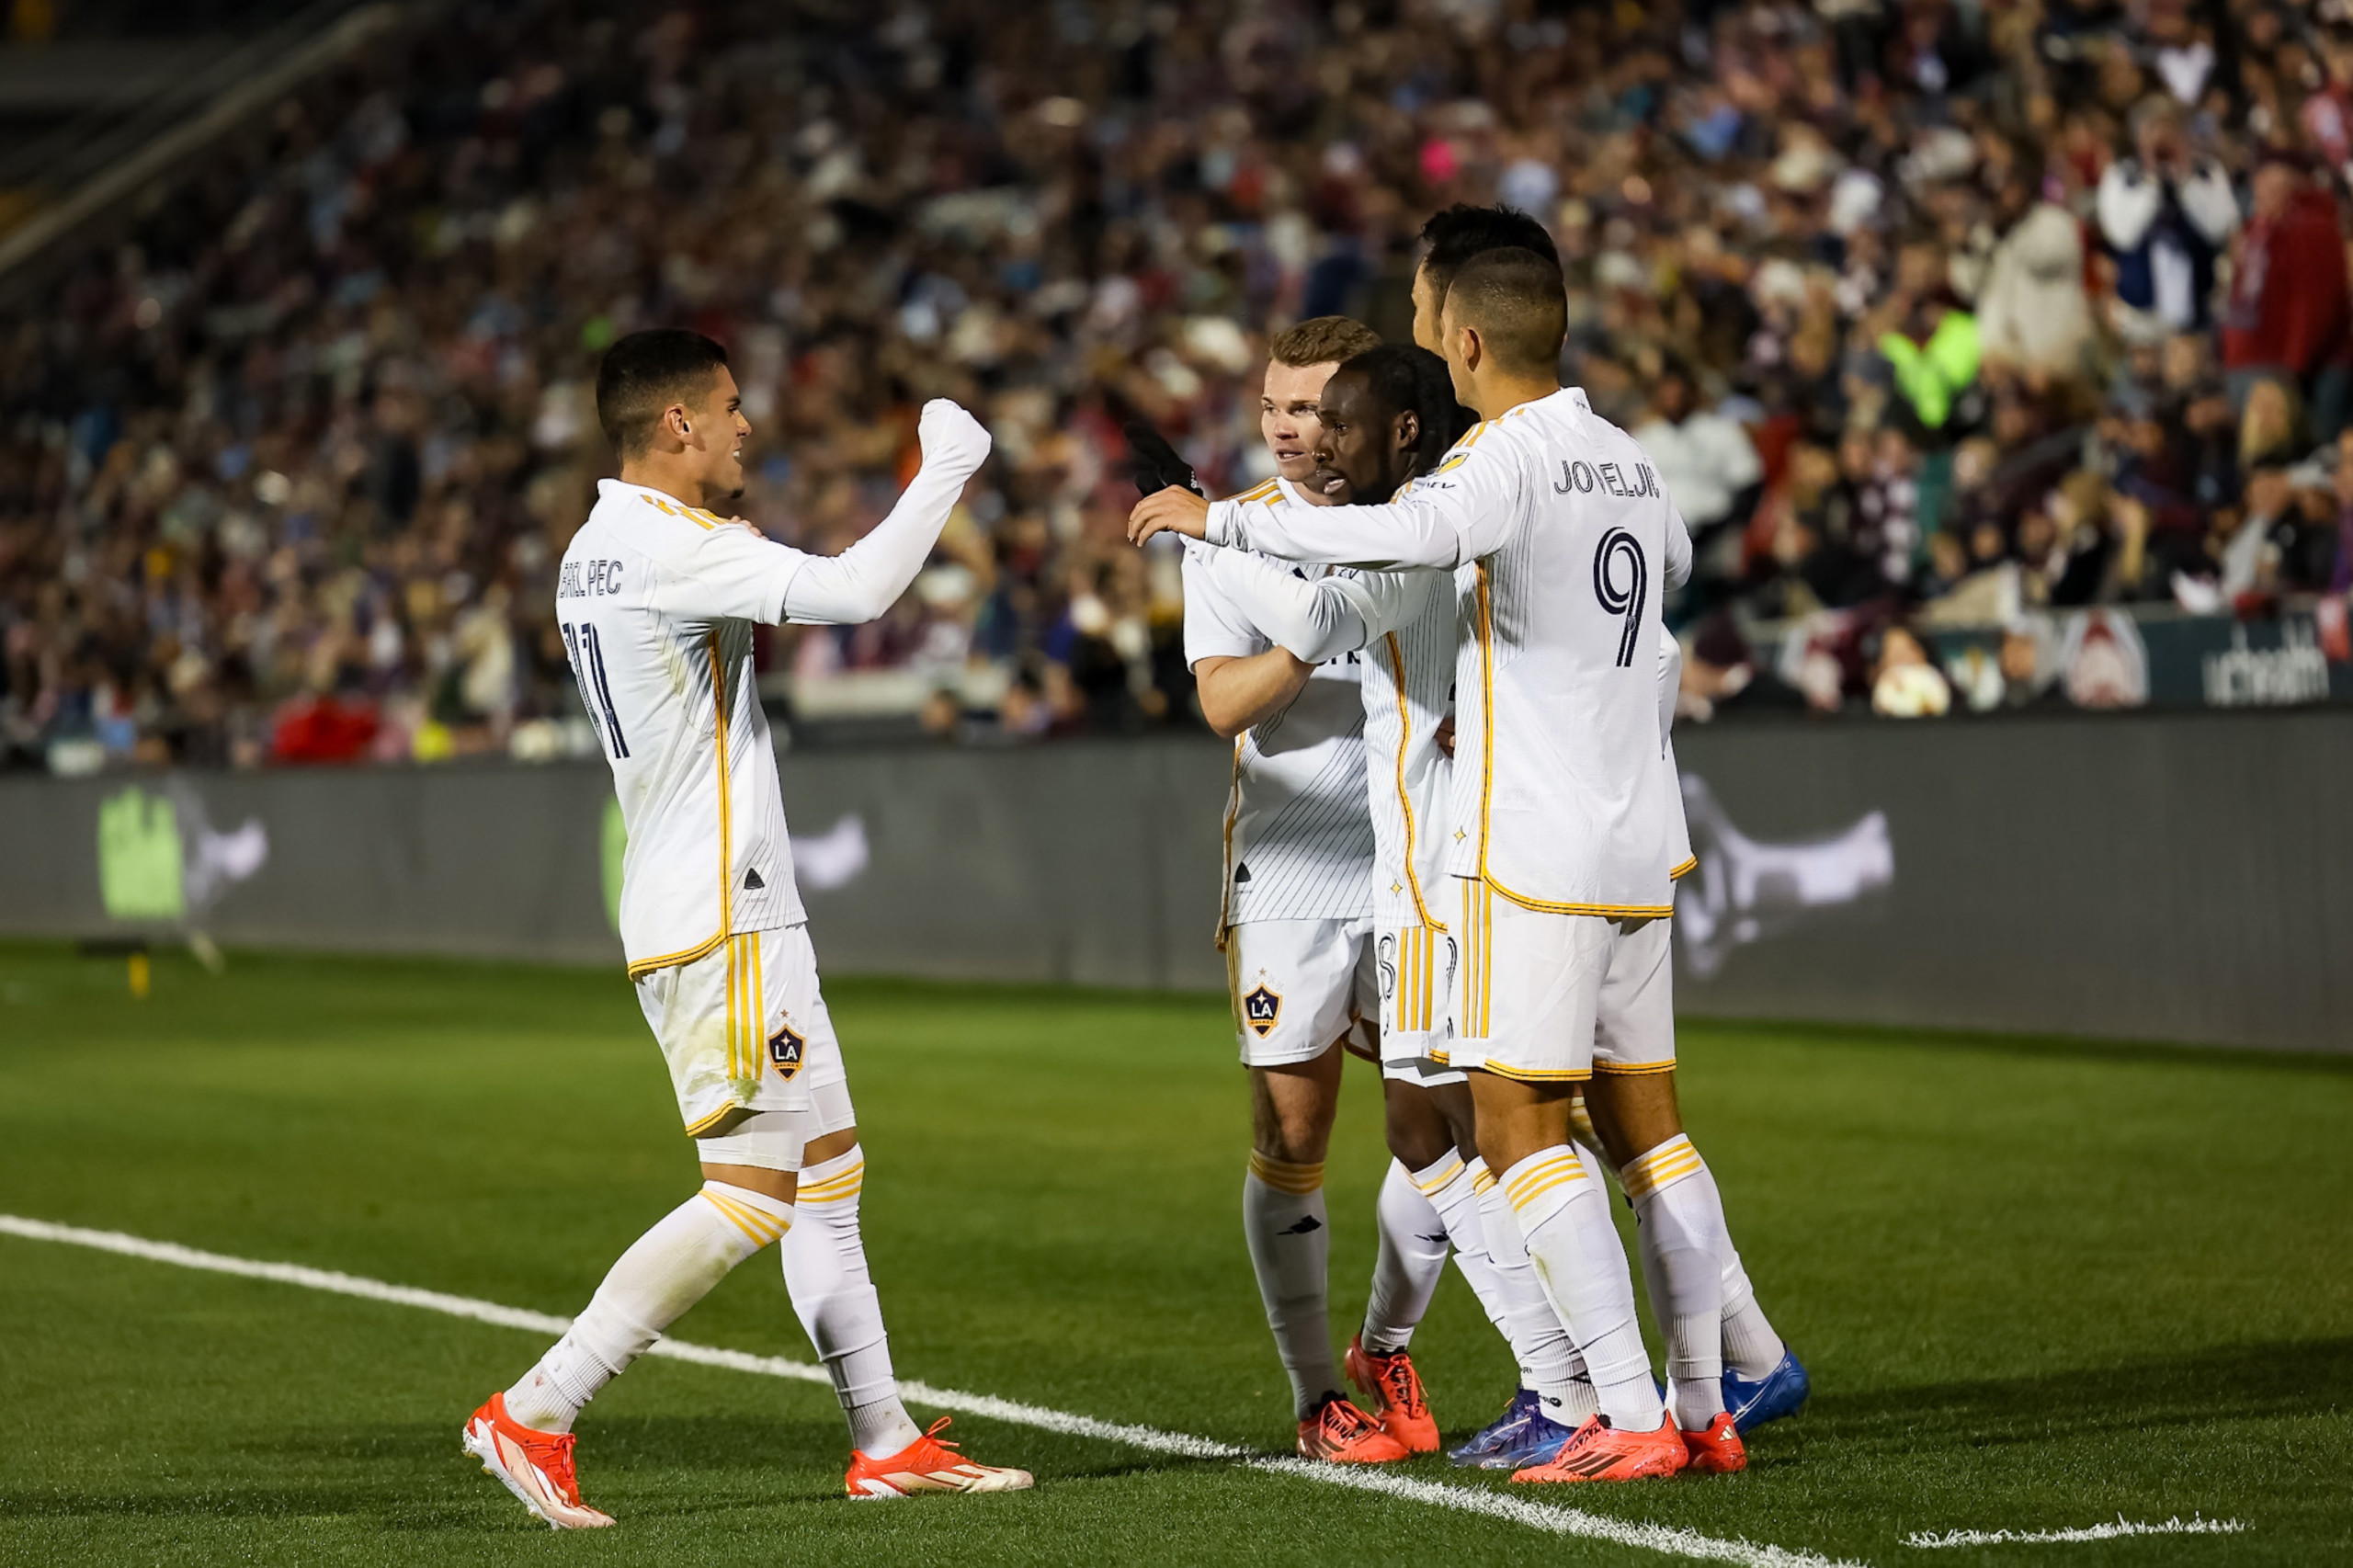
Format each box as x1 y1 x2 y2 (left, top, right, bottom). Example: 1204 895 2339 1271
1194 540 1453 933
1204 387 1693 916
1181 477 1373 934
561 481 805 977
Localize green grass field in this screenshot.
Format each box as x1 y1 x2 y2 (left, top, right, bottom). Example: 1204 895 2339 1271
0 942 2347 1567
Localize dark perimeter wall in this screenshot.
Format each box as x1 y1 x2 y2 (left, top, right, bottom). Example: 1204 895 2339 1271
1 712 2345 1052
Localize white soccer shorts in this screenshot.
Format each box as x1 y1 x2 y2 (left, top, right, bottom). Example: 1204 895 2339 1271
1224 916 1379 1068
633 923 858 1171
1378 924 1467 1085
1451 878 1677 1084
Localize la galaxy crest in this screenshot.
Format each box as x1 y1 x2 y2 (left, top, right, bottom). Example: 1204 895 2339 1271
1243 983 1282 1038
767 1023 806 1079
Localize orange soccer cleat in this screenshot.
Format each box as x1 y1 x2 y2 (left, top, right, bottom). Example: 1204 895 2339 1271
1511 1414 1688 1483
1297 1392 1415 1463
1346 1335 1440 1453
1681 1412 1748 1474
846 1416 1036 1498
460 1392 615 1529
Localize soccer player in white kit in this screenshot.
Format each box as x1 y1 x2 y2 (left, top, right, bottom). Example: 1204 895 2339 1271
1406 206 1806 1449
461 330 1029 1527
1176 314 1416 1462
1189 344 1596 1470
1134 250 1724 1482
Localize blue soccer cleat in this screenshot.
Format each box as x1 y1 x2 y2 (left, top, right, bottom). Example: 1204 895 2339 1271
1722 1350 1810 1434
1447 1387 1579 1471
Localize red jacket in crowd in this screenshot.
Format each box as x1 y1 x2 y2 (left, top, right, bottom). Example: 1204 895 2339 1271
2222 187 2352 377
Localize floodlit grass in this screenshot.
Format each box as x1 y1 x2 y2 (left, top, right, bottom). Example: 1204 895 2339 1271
0 943 2346 1565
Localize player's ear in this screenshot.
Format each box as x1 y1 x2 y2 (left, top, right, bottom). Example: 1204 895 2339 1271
1394 409 1420 454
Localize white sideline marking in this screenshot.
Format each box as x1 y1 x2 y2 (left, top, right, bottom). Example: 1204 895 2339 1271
1 1213 1855 1567
1904 1516 2246 1549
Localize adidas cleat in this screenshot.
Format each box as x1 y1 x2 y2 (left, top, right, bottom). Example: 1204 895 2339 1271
1681 1412 1747 1474
1723 1349 1810 1434
1448 1388 1578 1470
1511 1414 1687 1483
1297 1392 1413 1463
846 1416 1034 1498
460 1392 615 1529
1346 1335 1439 1453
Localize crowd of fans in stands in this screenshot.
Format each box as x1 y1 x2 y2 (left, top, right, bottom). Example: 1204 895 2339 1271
4 0 2352 767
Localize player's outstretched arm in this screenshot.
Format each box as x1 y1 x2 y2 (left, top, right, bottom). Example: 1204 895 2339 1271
1203 551 1416 665
781 400 993 626
1134 441 1518 570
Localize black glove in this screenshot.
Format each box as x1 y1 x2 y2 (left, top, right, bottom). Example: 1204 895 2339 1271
1124 419 1203 498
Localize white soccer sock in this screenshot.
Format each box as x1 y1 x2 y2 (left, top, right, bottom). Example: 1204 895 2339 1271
1718 1210 1787 1381
1499 1145 1664 1431
506 1181 795 1433
1624 1134 1728 1430
1473 1162 1593 1424
1244 1153 1338 1418
1360 1159 1450 1354
779 1144 925 1459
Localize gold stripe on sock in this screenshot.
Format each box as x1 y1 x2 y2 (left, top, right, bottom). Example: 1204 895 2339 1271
1504 1151 1586 1210
700 1187 790 1246
1621 1136 1704 1199
798 1165 866 1203
1411 1156 1467 1197
1247 1153 1324 1195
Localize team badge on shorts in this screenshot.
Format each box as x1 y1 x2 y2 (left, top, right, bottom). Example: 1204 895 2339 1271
1242 983 1283 1038
767 1024 806 1079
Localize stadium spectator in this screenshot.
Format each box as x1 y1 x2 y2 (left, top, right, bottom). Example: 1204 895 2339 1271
6 0 2353 767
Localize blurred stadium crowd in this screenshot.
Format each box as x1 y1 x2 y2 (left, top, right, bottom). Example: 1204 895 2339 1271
6 0 2353 769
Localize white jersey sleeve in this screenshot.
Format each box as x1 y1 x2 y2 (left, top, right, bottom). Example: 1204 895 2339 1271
1181 541 1272 665
1193 546 1424 665
643 517 802 625
1205 421 1527 569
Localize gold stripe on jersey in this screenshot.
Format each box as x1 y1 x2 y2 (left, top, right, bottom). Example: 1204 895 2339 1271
710 635 734 940
638 493 716 528
725 934 740 1085
1214 737 1243 949
1381 633 1440 931
682 1100 737 1136
1232 479 1280 506
1670 855 1698 881
1483 1059 1593 1084
627 928 726 982
1472 559 1676 919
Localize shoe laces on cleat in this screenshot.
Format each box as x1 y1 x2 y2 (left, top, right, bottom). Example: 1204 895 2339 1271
1364 1352 1427 1418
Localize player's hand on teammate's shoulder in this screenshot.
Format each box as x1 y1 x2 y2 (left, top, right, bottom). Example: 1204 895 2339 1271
1128 485 1211 545
917 399 994 475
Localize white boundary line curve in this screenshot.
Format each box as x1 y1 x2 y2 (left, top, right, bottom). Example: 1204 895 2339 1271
0 1213 1859 1568
1903 1516 2247 1549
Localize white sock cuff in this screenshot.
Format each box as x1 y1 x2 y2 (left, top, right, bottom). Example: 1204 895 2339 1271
1621 1134 1705 1201
1465 1155 1497 1194
797 1145 866 1204
1408 1151 1469 1197
700 1180 795 1246
1498 1145 1590 1233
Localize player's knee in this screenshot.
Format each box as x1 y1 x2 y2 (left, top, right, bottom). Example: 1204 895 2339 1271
1380 1081 1454 1169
